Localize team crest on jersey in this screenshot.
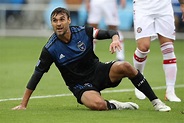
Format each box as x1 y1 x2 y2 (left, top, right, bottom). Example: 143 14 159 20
77 41 86 51
137 27 142 33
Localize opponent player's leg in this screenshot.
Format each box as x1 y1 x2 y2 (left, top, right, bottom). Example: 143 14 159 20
87 2 101 51
159 35 181 102
105 1 124 61
156 11 181 102
116 30 125 61
132 9 156 100
133 37 151 99
109 61 171 111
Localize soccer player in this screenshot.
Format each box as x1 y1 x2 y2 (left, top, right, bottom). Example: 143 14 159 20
132 0 184 102
12 7 170 112
85 0 125 61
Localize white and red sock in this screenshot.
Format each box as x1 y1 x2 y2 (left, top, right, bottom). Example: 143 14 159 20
161 42 177 94
133 48 150 73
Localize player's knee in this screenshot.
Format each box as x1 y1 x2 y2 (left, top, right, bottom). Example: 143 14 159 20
138 47 149 52
137 41 150 52
117 61 137 77
120 61 133 71
115 61 132 72
134 48 150 57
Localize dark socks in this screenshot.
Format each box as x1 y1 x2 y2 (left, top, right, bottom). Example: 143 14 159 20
129 70 158 101
106 100 116 110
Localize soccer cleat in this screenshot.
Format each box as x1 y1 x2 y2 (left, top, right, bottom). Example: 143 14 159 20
152 99 171 112
109 100 139 110
165 92 181 102
135 88 146 100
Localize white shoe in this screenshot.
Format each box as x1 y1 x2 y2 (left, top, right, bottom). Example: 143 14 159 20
135 88 146 100
109 100 139 110
165 92 181 102
152 99 171 112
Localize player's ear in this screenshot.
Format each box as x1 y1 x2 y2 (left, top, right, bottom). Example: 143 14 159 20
68 17 71 24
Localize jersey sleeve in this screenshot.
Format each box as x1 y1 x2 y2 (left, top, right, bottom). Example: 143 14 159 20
85 26 119 40
95 29 119 40
26 47 53 90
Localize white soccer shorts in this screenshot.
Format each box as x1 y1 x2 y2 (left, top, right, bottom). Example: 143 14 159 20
133 9 176 41
87 1 120 26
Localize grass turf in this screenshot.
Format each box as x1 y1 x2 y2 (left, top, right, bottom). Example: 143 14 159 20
0 37 184 123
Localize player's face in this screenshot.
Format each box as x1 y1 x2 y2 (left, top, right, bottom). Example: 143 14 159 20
51 13 71 36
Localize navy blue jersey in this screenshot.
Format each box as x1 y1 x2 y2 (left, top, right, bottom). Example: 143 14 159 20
27 26 119 90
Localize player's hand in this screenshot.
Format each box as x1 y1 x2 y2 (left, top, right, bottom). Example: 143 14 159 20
12 105 26 110
109 36 122 54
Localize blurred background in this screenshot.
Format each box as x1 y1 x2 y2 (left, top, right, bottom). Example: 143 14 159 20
0 0 183 38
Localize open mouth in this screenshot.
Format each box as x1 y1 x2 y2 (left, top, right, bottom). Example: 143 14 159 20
56 27 63 32
57 27 63 32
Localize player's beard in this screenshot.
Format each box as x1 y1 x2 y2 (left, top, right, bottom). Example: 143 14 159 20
56 27 68 37
56 27 71 41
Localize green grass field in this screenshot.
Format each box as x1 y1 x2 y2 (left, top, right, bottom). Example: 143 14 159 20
0 37 184 123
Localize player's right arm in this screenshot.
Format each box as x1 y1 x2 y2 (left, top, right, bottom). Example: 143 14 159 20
12 88 33 110
12 47 53 110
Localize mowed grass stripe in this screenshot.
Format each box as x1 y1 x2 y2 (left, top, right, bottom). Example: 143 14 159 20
1 84 183 102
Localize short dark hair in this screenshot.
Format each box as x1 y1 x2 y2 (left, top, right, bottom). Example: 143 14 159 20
50 7 70 20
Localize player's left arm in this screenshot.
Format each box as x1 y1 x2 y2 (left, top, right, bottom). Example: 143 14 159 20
85 26 122 54
94 28 122 54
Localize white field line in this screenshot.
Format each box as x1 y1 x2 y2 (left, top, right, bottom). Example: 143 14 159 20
0 84 184 102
